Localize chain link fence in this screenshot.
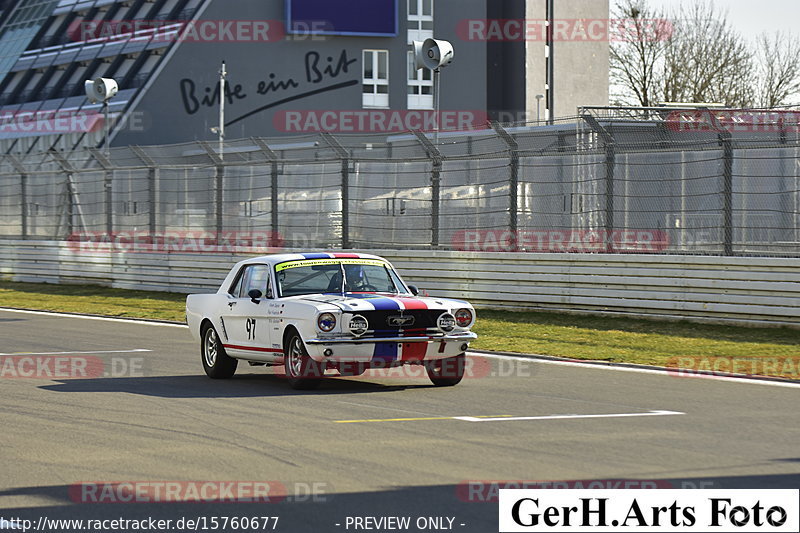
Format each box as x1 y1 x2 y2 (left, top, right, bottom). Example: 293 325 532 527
0 107 799 256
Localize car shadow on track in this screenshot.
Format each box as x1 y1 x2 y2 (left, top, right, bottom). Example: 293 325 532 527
38 373 436 398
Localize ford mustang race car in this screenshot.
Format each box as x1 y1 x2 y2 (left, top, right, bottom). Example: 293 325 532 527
186 253 477 389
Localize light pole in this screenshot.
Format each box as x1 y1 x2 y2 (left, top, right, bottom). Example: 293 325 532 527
546 0 555 125
84 77 118 155
218 60 226 160
412 38 455 144
535 94 544 124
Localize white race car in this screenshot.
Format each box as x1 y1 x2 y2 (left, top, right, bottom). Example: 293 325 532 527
186 252 477 389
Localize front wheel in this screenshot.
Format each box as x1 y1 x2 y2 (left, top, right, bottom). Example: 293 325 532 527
201 324 237 379
425 353 465 387
284 332 323 390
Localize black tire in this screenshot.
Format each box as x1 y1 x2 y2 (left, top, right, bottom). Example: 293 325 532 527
425 353 465 387
284 331 323 390
201 323 238 379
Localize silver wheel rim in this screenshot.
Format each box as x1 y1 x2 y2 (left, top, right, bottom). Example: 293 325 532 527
288 337 304 377
204 328 218 367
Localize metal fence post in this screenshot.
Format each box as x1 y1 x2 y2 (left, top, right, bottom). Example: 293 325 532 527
581 115 616 252
271 160 280 246
149 167 157 237
252 138 281 247
131 146 158 238
491 122 520 245
341 159 350 248
7 155 28 239
413 131 443 248
89 148 114 237
199 142 224 242
216 165 223 240
20 174 27 239
64 177 74 238
432 163 440 247
321 133 351 249
49 149 79 240
605 142 616 252
105 172 113 236
700 110 735 256
720 131 734 256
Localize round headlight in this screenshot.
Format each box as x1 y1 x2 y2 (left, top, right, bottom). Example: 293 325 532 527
455 308 473 328
317 312 337 332
437 313 456 333
348 315 368 337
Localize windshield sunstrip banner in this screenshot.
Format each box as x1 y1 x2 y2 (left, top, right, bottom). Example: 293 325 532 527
275 258 388 272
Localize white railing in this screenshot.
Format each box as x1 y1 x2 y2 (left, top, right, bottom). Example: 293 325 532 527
1 240 799 326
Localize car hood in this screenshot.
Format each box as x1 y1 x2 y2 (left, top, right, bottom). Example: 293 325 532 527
295 293 467 313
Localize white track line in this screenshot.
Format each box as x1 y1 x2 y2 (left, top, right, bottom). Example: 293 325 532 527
454 410 685 422
474 352 800 389
0 307 187 328
0 349 151 356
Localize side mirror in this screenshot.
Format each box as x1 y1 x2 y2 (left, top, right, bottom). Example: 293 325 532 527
407 285 419 296
248 289 263 303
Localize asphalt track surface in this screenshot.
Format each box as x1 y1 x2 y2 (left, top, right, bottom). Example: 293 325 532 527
1 308 799 533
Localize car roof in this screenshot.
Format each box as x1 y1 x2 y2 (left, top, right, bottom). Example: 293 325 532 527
235 252 389 267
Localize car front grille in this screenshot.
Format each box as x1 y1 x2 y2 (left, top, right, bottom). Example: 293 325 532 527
355 309 444 334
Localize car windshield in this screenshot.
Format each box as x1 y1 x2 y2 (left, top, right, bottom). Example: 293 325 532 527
275 259 406 297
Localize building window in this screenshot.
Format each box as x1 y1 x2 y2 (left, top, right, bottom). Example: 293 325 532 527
407 51 433 109
408 0 433 43
363 50 389 108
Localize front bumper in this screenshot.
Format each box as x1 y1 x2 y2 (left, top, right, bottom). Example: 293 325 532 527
306 332 477 345
304 331 476 363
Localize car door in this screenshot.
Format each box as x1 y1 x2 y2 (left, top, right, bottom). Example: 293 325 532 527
222 264 277 361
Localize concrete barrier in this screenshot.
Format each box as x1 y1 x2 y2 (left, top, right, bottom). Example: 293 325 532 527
1 240 799 326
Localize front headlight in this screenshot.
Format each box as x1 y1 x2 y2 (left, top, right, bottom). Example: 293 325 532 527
454 308 473 328
317 312 337 332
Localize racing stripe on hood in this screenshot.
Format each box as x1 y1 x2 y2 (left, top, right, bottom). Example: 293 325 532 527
396 298 428 310
344 294 401 311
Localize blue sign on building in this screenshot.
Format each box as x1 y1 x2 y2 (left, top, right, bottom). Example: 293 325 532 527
286 0 398 36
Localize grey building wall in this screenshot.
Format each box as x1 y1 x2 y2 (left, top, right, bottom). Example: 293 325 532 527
115 0 488 145
526 0 610 120
477 0 611 124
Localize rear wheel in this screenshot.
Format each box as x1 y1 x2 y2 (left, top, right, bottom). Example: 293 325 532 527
201 323 237 379
425 353 465 387
284 331 323 390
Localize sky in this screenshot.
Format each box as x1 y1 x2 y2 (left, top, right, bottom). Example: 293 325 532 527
609 0 800 105
645 0 800 42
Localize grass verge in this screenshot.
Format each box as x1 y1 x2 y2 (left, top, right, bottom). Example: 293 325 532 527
0 281 186 322
474 309 800 378
1 281 798 378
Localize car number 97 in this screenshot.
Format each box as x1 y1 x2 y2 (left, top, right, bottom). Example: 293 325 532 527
246 318 257 340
